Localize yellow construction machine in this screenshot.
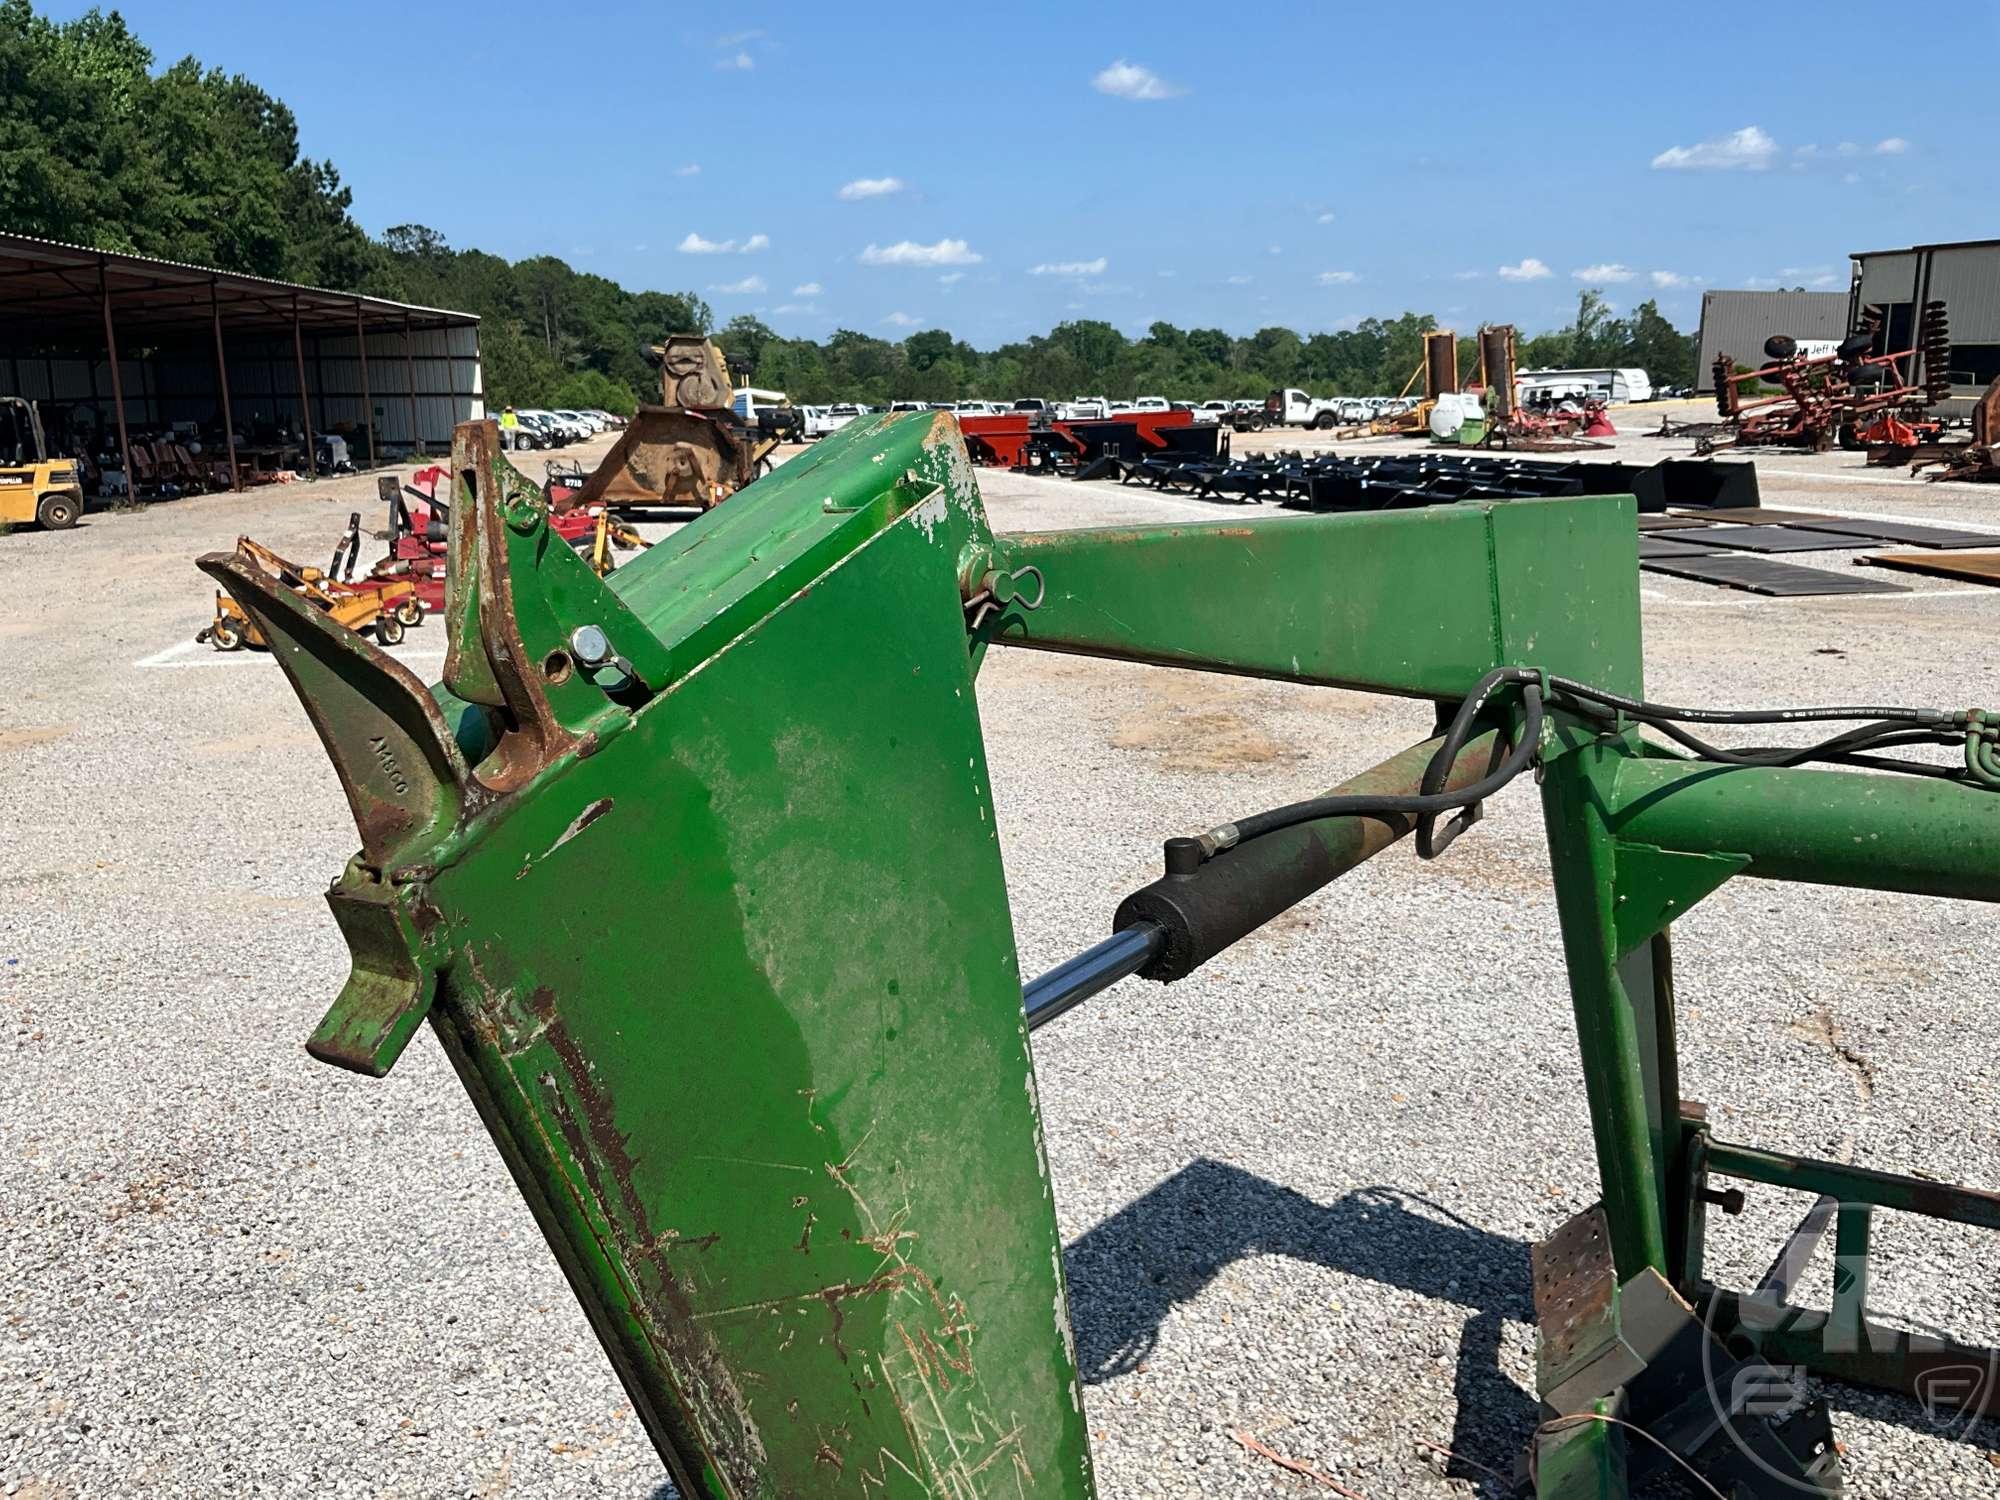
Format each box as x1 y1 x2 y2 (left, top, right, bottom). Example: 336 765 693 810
0 396 84 530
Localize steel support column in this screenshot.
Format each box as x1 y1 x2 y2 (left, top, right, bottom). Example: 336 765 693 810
98 260 134 501
211 280 241 493
291 293 317 480
403 313 421 458
354 302 376 471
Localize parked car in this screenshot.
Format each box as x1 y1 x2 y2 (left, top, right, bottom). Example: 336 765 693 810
954 400 1004 416
1012 398 1052 417
515 411 562 447
543 410 586 443
545 411 584 443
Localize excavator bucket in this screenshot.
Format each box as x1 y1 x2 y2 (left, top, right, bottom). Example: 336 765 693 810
198 414 1094 1499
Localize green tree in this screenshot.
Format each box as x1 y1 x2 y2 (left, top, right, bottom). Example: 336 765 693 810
551 368 638 417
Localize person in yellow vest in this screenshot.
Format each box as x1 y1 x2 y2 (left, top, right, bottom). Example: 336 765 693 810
499 406 519 450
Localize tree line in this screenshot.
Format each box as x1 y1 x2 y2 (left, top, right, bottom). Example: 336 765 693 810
1 3 1697 416
726 291 1695 410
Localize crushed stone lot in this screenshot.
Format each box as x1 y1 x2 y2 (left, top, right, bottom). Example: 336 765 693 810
4 416 1998 1497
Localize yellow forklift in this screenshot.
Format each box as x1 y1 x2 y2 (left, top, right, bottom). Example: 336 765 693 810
0 397 84 530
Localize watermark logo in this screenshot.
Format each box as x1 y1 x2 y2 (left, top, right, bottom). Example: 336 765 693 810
1694 1227 1997 1494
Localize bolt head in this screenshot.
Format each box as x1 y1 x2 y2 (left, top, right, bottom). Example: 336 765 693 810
569 624 611 665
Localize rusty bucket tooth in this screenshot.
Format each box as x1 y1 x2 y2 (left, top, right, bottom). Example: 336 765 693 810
196 546 477 875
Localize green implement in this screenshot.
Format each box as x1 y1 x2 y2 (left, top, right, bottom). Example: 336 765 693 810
203 411 2000 1498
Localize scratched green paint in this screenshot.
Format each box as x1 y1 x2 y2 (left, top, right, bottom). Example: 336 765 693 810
258 414 1094 1498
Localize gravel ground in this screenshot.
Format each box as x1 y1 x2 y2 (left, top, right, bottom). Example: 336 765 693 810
3 416 1998 1497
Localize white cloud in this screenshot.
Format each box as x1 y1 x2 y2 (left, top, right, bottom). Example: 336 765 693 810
715 28 764 46
678 231 768 255
1874 136 1909 155
708 275 766 295
1315 270 1358 285
1451 269 1485 281
938 272 965 286
1498 257 1552 281
838 176 907 201
771 303 817 315
674 163 700 177
882 312 920 328
1092 59 1184 101
716 49 754 71
1156 269 1176 278
792 281 821 296
1316 211 1336 224
1836 141 1860 156
1226 274 1254 285
1842 171 1862 185
1029 257 1108 276
1572 263 1636 283
1268 244 1282 256
1777 265 1831 278
1651 125 1778 172
860 238 981 267
1809 273 1842 288
1650 270 1690 288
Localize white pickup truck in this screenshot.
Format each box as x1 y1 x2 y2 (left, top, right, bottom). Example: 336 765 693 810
1056 395 1113 420
799 403 865 439
1264 388 1341 428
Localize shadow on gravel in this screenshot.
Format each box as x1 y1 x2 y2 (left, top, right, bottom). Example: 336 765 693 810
1064 1159 1537 1495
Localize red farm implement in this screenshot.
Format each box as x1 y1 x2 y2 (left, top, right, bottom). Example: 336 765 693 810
1705 302 1951 455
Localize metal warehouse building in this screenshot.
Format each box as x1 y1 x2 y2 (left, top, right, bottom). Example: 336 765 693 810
0 231 482 494
1851 238 2000 398
1694 290 1849 390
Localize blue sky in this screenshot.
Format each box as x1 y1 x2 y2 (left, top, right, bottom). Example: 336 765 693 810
58 1 1990 342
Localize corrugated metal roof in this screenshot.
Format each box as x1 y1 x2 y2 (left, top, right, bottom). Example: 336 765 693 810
0 230 477 336
1852 237 2000 259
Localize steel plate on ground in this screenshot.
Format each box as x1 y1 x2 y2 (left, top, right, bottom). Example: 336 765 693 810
1857 551 2000 584
1637 536 1725 559
1669 506 1830 525
1638 514 1715 532
1777 517 2000 549
1642 553 1910 596
1696 525 1880 553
